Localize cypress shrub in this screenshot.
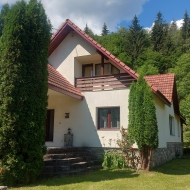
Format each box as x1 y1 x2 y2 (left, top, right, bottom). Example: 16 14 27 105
128 75 158 170
0 0 51 185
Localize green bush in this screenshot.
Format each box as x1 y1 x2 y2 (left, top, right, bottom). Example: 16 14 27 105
184 142 190 148
102 151 126 169
184 148 190 154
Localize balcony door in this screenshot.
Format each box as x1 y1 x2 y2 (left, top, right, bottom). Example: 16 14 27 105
82 64 93 77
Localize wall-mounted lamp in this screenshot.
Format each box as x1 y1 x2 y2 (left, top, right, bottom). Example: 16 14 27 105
65 113 70 118
68 128 71 134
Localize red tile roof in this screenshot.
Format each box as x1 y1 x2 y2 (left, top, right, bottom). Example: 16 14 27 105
49 19 138 80
145 74 175 103
145 74 180 115
48 64 83 100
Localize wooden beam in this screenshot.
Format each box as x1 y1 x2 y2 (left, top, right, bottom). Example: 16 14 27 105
101 55 104 75
96 49 109 60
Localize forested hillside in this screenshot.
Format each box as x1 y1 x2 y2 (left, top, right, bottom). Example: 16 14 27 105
85 11 190 144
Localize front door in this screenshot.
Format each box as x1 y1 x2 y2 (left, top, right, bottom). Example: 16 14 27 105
45 109 54 141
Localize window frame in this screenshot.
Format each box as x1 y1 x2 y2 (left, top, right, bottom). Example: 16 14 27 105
169 115 175 136
82 63 93 77
97 107 120 130
95 62 120 76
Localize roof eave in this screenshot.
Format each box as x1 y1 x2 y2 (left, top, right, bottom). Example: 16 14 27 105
48 83 83 100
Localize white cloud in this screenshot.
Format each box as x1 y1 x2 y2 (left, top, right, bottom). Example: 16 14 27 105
144 19 184 33
174 19 183 29
0 0 149 34
41 0 149 34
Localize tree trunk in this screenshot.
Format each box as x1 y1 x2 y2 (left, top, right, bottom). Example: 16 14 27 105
140 145 153 170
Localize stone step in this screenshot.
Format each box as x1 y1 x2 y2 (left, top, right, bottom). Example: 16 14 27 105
41 165 103 178
42 147 102 178
46 147 85 154
44 157 83 166
44 153 93 160
43 159 101 173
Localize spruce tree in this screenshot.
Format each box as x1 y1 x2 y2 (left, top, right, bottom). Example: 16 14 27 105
126 15 149 69
84 23 94 38
0 4 10 36
151 11 167 52
0 0 51 185
180 11 190 52
181 11 190 41
128 75 158 170
101 22 109 36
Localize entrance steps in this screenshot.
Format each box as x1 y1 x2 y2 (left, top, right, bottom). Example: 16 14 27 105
41 147 102 178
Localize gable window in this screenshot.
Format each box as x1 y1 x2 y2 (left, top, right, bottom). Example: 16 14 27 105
82 64 93 77
98 107 120 129
169 116 175 136
95 63 119 76
45 109 54 141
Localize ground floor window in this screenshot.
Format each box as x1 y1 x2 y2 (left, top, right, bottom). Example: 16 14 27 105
169 115 175 136
45 109 54 141
98 107 120 129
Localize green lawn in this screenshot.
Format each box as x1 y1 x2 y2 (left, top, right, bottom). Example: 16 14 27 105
10 155 190 190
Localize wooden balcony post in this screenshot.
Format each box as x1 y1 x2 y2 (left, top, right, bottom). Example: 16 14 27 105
101 55 104 90
101 55 104 75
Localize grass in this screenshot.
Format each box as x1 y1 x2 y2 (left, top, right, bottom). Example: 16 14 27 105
10 155 190 190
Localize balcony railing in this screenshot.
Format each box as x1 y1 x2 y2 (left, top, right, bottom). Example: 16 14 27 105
75 73 136 91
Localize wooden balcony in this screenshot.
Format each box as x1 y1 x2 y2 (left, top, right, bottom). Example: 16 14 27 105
75 73 136 91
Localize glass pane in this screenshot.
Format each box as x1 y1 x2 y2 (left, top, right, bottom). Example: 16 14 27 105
84 66 93 77
111 108 120 128
112 65 119 74
104 63 111 75
95 64 101 76
99 109 108 128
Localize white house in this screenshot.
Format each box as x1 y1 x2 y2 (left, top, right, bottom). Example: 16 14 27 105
45 19 184 166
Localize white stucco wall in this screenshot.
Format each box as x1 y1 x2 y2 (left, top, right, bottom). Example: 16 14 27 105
48 32 97 85
46 89 129 148
154 95 181 148
47 31 182 149
48 31 124 85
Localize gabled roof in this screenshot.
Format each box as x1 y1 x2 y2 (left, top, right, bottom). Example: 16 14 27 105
48 19 181 117
49 19 138 80
145 74 180 115
48 64 83 100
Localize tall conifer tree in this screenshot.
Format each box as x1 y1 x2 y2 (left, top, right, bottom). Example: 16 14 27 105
128 76 158 170
84 23 94 38
101 22 109 36
180 11 190 52
151 11 167 52
126 15 149 69
0 0 51 185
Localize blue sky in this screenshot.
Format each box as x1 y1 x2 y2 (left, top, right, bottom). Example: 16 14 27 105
0 0 189 34
126 0 190 29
